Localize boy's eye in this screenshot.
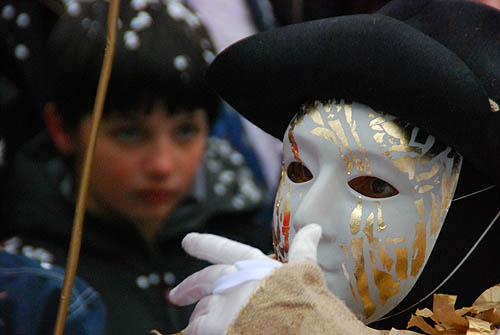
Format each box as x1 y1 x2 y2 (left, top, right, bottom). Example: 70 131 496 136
175 123 198 141
287 161 313 183
348 176 399 198
114 127 143 142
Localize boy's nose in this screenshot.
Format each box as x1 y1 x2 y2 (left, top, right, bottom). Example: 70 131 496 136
147 138 177 177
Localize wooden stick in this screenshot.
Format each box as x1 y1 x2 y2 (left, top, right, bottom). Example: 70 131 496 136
53 0 120 333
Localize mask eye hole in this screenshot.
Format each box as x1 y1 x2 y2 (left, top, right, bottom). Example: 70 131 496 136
348 176 399 198
287 161 313 183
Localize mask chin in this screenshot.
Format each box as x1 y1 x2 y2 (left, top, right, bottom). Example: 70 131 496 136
273 99 463 324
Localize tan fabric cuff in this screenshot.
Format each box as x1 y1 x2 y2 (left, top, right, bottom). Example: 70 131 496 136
227 262 380 335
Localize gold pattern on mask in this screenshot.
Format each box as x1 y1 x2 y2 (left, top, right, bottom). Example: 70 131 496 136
430 192 441 235
352 237 376 318
345 103 372 175
376 201 386 231
410 198 427 276
381 121 422 154
307 101 368 175
370 116 416 153
417 185 434 193
414 198 425 220
418 152 433 167
395 248 408 280
342 262 358 302
380 244 394 272
273 165 289 262
388 144 423 155
440 157 461 218
368 251 399 307
374 132 385 144
310 109 325 126
369 250 377 264
416 162 441 182
274 163 286 217
329 119 365 173
320 100 335 115
350 198 363 235
385 237 406 244
323 100 337 119
411 220 427 276
372 118 460 213
392 155 418 180
335 100 342 113
363 213 378 248
310 127 354 174
369 116 386 131
272 165 286 257
340 245 350 259
377 120 402 138
372 265 400 306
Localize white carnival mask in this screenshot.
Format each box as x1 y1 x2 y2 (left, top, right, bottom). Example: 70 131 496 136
273 100 462 322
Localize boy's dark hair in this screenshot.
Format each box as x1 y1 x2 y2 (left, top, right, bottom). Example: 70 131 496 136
46 0 219 130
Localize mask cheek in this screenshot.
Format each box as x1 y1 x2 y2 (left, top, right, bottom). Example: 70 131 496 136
323 197 418 322
272 179 312 262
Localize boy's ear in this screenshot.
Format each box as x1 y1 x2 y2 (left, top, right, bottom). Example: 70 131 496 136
44 103 75 154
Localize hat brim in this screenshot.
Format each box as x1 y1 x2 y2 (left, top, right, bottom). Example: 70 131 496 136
207 14 490 149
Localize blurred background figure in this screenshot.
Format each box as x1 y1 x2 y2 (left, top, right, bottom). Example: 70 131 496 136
0 0 271 334
0 245 106 335
186 0 283 224
0 0 58 170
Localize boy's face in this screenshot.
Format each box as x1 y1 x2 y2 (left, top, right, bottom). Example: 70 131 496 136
273 100 461 322
73 103 208 239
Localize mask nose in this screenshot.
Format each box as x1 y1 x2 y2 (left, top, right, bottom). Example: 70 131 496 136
292 171 341 242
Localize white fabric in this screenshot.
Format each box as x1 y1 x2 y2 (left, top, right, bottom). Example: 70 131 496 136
181 232 269 264
185 0 284 191
169 224 322 335
212 259 282 294
240 117 283 189
186 0 257 53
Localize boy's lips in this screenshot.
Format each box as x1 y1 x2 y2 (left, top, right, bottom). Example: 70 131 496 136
136 189 174 203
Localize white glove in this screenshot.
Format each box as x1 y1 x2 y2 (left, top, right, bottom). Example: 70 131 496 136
169 224 322 335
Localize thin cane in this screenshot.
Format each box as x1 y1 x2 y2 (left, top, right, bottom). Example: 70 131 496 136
53 0 120 333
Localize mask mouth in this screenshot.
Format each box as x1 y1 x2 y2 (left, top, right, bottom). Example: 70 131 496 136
317 257 344 273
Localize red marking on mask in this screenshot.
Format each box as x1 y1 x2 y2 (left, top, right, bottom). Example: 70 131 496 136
288 129 302 163
282 209 290 254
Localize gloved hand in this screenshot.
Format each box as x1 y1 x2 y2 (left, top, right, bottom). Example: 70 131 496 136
169 224 322 335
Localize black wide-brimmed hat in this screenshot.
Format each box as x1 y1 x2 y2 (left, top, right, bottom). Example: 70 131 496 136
207 0 500 185
207 0 500 329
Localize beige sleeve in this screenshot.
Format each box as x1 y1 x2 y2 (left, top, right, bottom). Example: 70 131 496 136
227 262 422 335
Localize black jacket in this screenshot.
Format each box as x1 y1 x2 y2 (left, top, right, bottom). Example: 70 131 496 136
0 133 273 334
